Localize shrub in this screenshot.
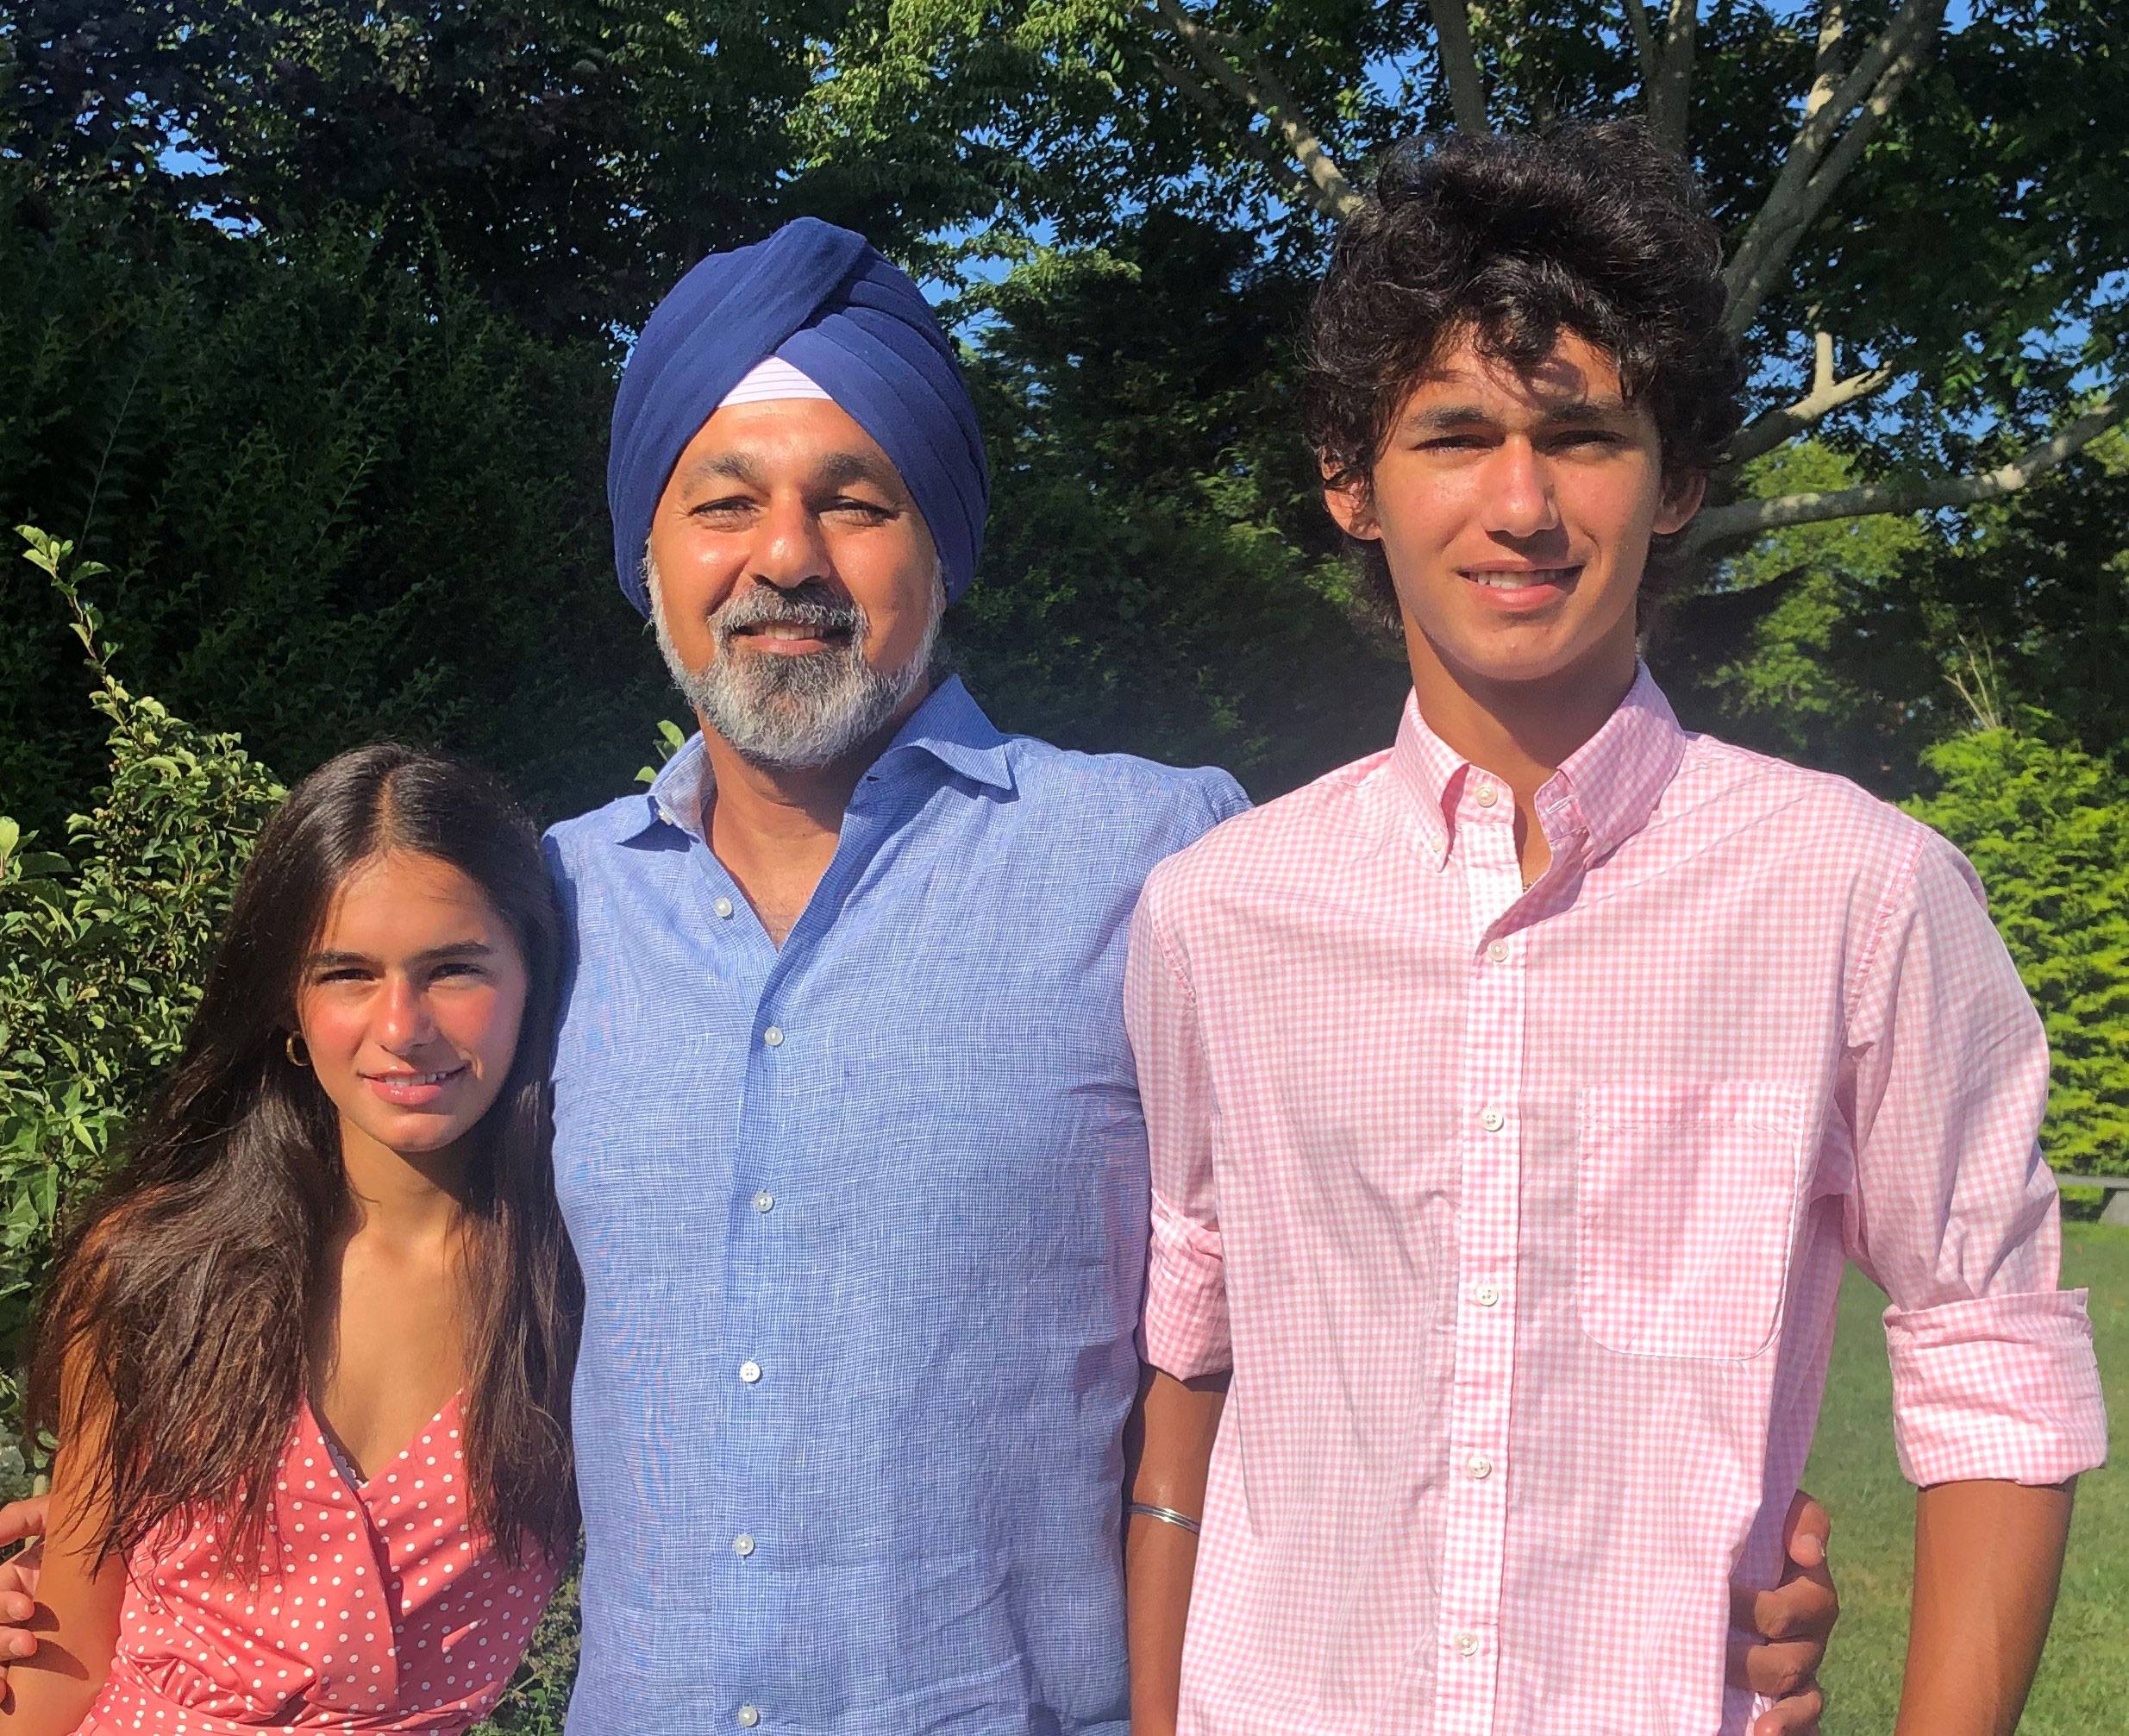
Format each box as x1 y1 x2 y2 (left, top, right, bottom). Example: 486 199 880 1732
0 530 284 1395
1906 726 2129 1175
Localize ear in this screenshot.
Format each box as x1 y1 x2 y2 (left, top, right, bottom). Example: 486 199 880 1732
1321 460 1381 542
1652 468 1707 536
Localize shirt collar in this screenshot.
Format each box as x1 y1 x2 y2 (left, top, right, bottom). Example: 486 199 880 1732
874 674 1017 793
1386 662 1686 864
629 674 1015 843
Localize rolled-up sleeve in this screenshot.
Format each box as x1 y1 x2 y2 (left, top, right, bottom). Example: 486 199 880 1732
1846 830 2107 1488
1125 873 1232 1378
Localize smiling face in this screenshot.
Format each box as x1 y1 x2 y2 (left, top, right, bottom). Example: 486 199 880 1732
646 397 944 769
296 849 529 1165
1325 327 1703 701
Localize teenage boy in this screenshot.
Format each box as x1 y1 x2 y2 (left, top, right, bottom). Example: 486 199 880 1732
1121 124 2107 1736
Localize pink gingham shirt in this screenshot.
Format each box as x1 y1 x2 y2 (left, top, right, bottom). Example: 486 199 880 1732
1127 667 2107 1736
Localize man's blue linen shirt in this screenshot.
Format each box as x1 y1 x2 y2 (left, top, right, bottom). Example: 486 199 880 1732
543 677 1245 1734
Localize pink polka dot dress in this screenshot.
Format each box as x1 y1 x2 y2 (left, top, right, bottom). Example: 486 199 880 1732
74 1393 561 1735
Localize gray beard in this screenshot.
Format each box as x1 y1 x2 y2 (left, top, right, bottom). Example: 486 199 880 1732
648 556 942 771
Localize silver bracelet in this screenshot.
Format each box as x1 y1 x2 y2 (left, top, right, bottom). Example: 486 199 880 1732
1126 1501 1202 1536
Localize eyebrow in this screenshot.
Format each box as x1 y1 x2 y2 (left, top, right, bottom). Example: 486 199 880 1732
1401 398 1637 434
675 448 906 497
308 942 495 969
678 450 767 492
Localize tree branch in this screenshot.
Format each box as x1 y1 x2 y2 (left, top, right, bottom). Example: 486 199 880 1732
1646 0 1695 156
1146 46 1321 213
1621 0 1659 85
1724 0 1945 339
1806 0 1850 119
1685 397 2123 555
1144 0 1362 217
1723 331 1895 467
1425 0 1490 133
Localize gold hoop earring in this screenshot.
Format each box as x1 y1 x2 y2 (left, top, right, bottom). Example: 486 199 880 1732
285 1032 310 1069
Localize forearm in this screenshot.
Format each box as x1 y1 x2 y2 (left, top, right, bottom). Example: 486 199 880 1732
1894 1477 2075 1736
2 1421 122 1731
0 1638 110 1733
1123 1365 1227 1736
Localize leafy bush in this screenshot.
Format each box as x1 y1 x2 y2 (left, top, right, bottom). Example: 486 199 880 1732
0 530 285 1382
1907 726 2129 1174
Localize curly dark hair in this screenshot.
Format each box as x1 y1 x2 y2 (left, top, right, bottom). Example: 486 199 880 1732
1301 120 1744 610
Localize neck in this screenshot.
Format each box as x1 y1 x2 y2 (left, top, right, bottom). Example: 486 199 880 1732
335 1119 471 1245
1402 617 1637 802
693 680 933 940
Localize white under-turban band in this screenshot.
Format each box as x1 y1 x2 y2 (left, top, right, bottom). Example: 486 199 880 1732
717 356 834 408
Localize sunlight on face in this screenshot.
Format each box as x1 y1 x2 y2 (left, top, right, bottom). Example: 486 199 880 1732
645 398 943 767
295 850 529 1164
1326 328 1702 693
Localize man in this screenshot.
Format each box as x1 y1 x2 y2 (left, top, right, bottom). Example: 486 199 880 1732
0 216 1840 1733
1121 124 2106 1736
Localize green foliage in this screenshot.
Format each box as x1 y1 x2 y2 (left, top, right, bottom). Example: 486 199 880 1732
1915 431 2129 768
472 1564 580 1736
958 210 1408 792
1906 727 2129 1174
0 185 670 842
1662 441 1948 789
0 529 283 1472
2 0 894 337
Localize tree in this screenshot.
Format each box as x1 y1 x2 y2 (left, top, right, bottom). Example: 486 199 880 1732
955 209 1409 793
0 0 954 336
812 3 2126 570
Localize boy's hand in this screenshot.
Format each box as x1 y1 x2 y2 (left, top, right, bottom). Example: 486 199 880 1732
0 1495 49 1686
1729 1489 1838 1735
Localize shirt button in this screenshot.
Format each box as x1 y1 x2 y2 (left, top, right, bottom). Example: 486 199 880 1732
713 897 735 919
753 1190 775 1213
1466 1453 1493 1481
736 1708 761 1729
739 1360 762 1384
733 1533 756 1557
1473 1282 1500 1307
1485 939 1509 963
762 1026 784 1048
1480 1106 1505 1132
1475 783 1500 808
1453 1631 1480 1657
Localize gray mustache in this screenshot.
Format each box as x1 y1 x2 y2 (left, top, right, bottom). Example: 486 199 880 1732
713 583 863 641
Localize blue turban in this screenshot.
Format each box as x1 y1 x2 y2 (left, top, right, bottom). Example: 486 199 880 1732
607 218 990 614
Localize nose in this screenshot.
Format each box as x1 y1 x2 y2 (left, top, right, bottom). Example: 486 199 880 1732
375 972 439 1053
749 492 834 590
1478 437 1561 540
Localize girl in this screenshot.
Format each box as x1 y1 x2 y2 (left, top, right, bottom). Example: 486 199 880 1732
2 743 580 1735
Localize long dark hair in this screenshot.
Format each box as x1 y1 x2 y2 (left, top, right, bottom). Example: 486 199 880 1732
28 743 581 1569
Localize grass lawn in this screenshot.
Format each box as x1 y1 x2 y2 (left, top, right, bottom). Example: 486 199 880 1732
1806 1221 2126 1732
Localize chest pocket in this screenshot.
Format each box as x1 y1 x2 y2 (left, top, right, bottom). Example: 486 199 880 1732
1575 1080 1809 1361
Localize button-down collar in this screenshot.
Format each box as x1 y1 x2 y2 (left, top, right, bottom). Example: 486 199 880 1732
1386 662 1687 869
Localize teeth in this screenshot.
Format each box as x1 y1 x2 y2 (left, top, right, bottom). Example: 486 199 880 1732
1468 569 1574 589
379 1070 456 1086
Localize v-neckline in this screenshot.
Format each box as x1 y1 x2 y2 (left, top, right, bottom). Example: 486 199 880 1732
304 1389 464 1492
